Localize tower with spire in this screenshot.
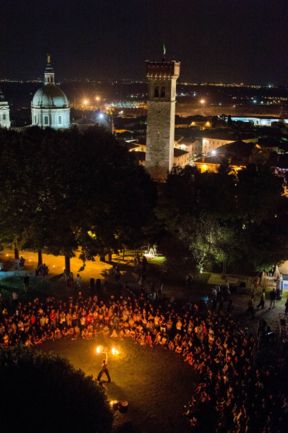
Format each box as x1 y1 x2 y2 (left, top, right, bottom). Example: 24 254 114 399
0 88 11 129
44 54 55 85
145 50 180 181
31 54 70 129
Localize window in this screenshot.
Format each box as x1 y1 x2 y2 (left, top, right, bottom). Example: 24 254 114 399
154 87 159 97
160 87 166 97
58 115 62 125
34 116 37 124
44 115 49 125
2 114 6 120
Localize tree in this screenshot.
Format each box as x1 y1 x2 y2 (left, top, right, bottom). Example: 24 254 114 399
157 165 236 271
157 164 288 273
0 348 113 433
0 127 156 269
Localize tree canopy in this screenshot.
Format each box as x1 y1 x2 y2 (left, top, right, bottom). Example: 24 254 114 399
157 164 288 273
1 125 287 273
0 348 113 433
0 127 156 263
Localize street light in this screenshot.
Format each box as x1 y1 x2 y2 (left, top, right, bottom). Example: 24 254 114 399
199 98 206 117
97 112 105 121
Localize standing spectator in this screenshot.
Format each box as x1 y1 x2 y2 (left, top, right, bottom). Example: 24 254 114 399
19 256 25 268
210 287 217 311
141 255 147 276
247 296 255 318
158 282 165 298
23 274 29 292
285 298 288 315
96 279 102 296
11 291 18 310
269 288 276 309
76 274 82 290
256 289 266 309
275 285 281 301
89 278 95 295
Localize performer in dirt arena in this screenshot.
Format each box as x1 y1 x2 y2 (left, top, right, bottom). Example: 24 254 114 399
97 357 111 383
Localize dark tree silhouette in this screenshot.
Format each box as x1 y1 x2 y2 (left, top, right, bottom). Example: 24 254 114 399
0 126 156 268
0 348 113 433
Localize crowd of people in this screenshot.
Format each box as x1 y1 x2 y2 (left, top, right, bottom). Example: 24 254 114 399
0 285 287 433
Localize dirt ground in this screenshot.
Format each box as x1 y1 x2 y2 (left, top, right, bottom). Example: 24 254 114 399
40 337 196 433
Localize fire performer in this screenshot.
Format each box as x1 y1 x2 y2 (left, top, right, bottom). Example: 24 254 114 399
97 358 111 383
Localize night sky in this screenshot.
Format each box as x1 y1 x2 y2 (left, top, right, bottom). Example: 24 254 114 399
0 0 288 84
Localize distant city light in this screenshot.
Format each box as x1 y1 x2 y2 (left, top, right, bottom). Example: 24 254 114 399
211 149 217 156
82 98 89 106
200 98 206 105
98 112 105 120
95 95 101 102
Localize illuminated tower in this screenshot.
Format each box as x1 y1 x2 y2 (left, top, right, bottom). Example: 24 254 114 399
0 88 11 128
145 57 180 181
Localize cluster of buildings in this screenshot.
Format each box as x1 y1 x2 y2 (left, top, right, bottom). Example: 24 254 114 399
2 54 288 181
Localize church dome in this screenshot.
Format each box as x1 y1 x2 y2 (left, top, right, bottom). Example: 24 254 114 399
31 55 70 129
32 85 69 108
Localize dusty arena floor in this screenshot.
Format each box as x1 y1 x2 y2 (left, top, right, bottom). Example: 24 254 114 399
40 337 197 433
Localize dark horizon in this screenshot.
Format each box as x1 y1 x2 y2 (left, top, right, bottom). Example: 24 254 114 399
0 0 287 85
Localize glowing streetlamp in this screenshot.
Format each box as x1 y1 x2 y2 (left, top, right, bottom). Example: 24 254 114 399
97 112 105 121
82 98 89 107
95 95 101 102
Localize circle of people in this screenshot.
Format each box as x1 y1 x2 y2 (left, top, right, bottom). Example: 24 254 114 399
0 290 287 433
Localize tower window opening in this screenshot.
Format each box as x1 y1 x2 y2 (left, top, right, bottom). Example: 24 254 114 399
58 115 62 125
154 87 159 98
160 87 166 97
2 114 6 120
44 115 49 125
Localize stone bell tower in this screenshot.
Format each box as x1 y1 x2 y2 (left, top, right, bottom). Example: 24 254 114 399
145 57 180 181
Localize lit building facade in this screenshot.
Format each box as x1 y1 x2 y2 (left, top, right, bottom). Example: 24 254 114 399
145 59 180 181
0 89 11 128
202 136 258 155
31 55 70 129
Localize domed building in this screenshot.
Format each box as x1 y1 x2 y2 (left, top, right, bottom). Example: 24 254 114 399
31 55 70 129
0 88 11 128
